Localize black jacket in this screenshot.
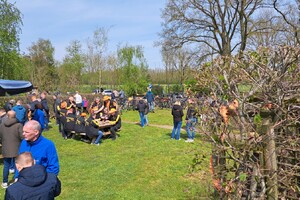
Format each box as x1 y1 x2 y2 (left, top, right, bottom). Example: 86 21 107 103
74 116 86 133
85 116 100 138
136 100 146 113
61 113 76 131
185 105 197 120
5 165 61 200
171 104 184 123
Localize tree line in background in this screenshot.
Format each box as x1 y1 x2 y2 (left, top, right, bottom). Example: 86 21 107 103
0 0 196 96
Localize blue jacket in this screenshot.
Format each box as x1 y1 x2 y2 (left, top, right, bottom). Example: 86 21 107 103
12 105 27 124
146 91 154 103
18 135 60 176
5 165 61 200
33 109 45 130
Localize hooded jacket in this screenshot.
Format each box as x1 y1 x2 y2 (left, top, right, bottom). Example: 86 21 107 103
136 100 146 113
12 104 27 124
171 104 184 123
5 165 61 200
0 118 23 157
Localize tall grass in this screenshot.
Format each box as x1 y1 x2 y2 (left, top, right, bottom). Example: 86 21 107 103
0 110 213 199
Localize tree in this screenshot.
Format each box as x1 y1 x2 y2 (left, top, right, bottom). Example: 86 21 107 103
272 0 300 45
84 27 109 88
0 0 22 79
58 40 84 92
28 39 57 91
117 45 149 96
160 0 264 57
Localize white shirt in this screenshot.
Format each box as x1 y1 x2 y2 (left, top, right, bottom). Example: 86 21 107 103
74 93 82 104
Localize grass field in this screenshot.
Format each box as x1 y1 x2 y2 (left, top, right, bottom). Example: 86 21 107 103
0 109 213 199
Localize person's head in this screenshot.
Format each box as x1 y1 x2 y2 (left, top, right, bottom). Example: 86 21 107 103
15 152 35 172
95 97 100 104
23 120 41 142
69 96 74 102
103 96 110 102
109 108 116 116
0 108 6 117
9 99 15 105
16 99 23 105
174 101 181 106
40 91 47 99
35 102 43 110
7 110 16 119
31 94 37 101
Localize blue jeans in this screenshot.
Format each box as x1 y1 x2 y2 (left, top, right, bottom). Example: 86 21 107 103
171 121 182 140
144 114 148 125
3 157 15 183
186 118 197 140
148 102 154 112
139 112 145 127
94 130 103 144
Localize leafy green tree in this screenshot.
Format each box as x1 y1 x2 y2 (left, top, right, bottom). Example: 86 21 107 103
58 40 84 92
0 0 22 79
28 38 57 91
117 45 149 96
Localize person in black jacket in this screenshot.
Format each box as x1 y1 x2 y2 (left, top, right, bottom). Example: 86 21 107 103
136 99 147 128
107 108 121 141
5 152 61 200
60 108 76 139
85 114 103 145
171 101 184 140
40 92 50 131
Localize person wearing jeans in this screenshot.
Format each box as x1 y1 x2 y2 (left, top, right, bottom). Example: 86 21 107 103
185 117 197 142
94 130 103 145
185 98 197 143
0 110 23 188
136 99 147 128
171 101 184 140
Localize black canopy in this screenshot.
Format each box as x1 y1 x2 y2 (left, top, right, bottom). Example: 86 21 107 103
0 79 33 96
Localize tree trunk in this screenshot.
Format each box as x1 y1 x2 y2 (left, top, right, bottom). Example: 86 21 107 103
262 117 278 200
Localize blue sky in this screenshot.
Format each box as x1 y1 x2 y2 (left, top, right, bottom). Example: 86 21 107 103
9 0 166 68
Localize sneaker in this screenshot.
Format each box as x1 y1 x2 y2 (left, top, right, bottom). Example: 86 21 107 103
176 139 181 141
9 169 15 174
189 139 194 143
185 139 191 143
94 143 100 146
1 182 8 189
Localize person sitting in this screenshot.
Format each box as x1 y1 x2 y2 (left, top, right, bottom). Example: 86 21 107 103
74 113 90 142
60 107 76 139
107 108 121 141
85 113 103 146
5 152 61 200
89 97 104 119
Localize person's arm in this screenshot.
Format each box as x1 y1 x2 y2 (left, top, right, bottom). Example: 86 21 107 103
46 143 60 175
109 114 120 125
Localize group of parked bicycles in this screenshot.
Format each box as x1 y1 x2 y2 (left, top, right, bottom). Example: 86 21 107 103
116 93 189 115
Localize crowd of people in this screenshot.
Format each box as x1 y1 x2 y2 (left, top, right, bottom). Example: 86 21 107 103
0 86 205 199
55 91 122 144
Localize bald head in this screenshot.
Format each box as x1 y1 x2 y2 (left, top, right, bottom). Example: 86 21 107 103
7 110 16 119
23 120 41 142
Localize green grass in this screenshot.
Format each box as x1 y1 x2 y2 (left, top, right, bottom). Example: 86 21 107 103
0 110 213 199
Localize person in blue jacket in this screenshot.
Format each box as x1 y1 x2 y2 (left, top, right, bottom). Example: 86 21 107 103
15 120 60 178
5 152 61 200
